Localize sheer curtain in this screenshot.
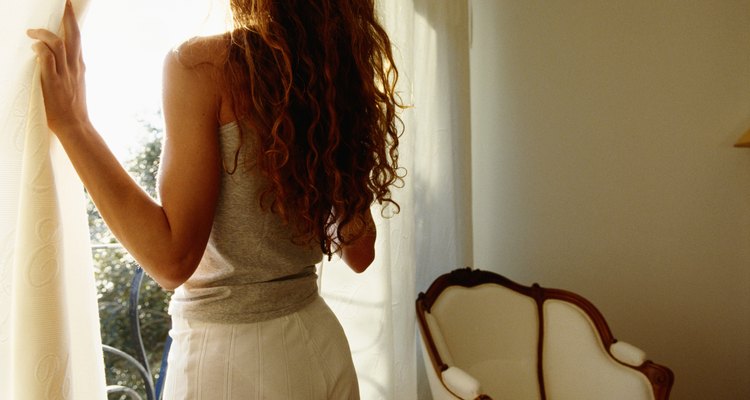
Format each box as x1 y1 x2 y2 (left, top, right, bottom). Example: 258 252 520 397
319 1 472 399
0 0 106 399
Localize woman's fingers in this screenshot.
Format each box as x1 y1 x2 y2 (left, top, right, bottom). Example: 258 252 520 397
27 1 82 73
27 28 67 76
62 0 82 63
26 2 90 135
31 41 57 73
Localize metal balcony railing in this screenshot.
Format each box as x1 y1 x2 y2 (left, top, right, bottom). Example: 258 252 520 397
93 244 171 400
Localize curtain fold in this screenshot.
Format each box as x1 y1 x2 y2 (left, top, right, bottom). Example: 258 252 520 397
0 1 106 399
320 1 471 399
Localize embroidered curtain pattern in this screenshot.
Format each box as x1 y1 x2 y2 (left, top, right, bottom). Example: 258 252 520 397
0 0 106 399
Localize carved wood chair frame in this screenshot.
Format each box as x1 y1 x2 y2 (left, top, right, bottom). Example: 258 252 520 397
416 267 674 400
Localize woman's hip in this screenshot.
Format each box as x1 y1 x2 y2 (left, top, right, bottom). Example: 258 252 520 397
163 296 359 400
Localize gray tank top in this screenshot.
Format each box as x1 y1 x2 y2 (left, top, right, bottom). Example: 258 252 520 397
168 121 323 323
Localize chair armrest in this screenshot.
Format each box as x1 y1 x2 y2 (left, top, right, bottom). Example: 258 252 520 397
441 366 483 400
609 341 646 367
424 312 455 366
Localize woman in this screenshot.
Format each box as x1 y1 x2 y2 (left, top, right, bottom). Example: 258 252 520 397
28 0 402 398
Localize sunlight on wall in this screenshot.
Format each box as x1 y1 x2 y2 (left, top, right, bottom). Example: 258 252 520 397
81 0 230 160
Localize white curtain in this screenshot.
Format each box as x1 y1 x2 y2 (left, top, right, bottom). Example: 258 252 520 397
320 1 472 399
0 1 106 399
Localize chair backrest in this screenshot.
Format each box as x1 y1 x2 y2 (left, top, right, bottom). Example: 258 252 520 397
430 284 541 399
542 299 654 400
416 268 674 400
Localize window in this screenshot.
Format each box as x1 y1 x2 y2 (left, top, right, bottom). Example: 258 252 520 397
82 2 228 397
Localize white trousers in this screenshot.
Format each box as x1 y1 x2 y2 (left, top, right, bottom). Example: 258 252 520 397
163 296 360 400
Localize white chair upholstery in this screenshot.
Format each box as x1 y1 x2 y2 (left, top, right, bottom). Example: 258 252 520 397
430 285 540 399
542 300 655 400
416 268 674 400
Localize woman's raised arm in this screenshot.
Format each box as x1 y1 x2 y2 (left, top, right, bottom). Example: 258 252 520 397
27 0 221 290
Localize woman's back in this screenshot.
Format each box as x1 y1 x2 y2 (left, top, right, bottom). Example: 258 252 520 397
168 121 324 324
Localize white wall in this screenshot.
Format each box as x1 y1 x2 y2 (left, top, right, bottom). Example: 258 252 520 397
469 1 750 399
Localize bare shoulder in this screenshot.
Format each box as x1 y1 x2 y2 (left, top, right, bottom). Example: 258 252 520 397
168 33 230 71
162 35 230 123
164 34 237 125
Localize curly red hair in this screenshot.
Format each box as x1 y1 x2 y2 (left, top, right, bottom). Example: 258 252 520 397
225 0 404 256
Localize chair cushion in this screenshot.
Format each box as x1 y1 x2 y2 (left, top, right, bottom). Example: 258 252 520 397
430 284 541 399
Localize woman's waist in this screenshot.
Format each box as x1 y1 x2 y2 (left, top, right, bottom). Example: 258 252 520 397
169 272 319 323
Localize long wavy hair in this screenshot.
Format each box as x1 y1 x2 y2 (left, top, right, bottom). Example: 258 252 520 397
224 0 404 256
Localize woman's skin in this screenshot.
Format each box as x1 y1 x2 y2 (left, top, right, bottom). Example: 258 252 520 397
27 0 375 289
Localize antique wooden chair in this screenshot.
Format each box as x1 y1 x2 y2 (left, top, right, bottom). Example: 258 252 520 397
416 268 674 400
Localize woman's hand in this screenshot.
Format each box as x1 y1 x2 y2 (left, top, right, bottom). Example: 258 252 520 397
27 0 90 135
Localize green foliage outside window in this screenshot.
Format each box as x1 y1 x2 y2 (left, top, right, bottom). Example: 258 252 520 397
88 113 171 399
